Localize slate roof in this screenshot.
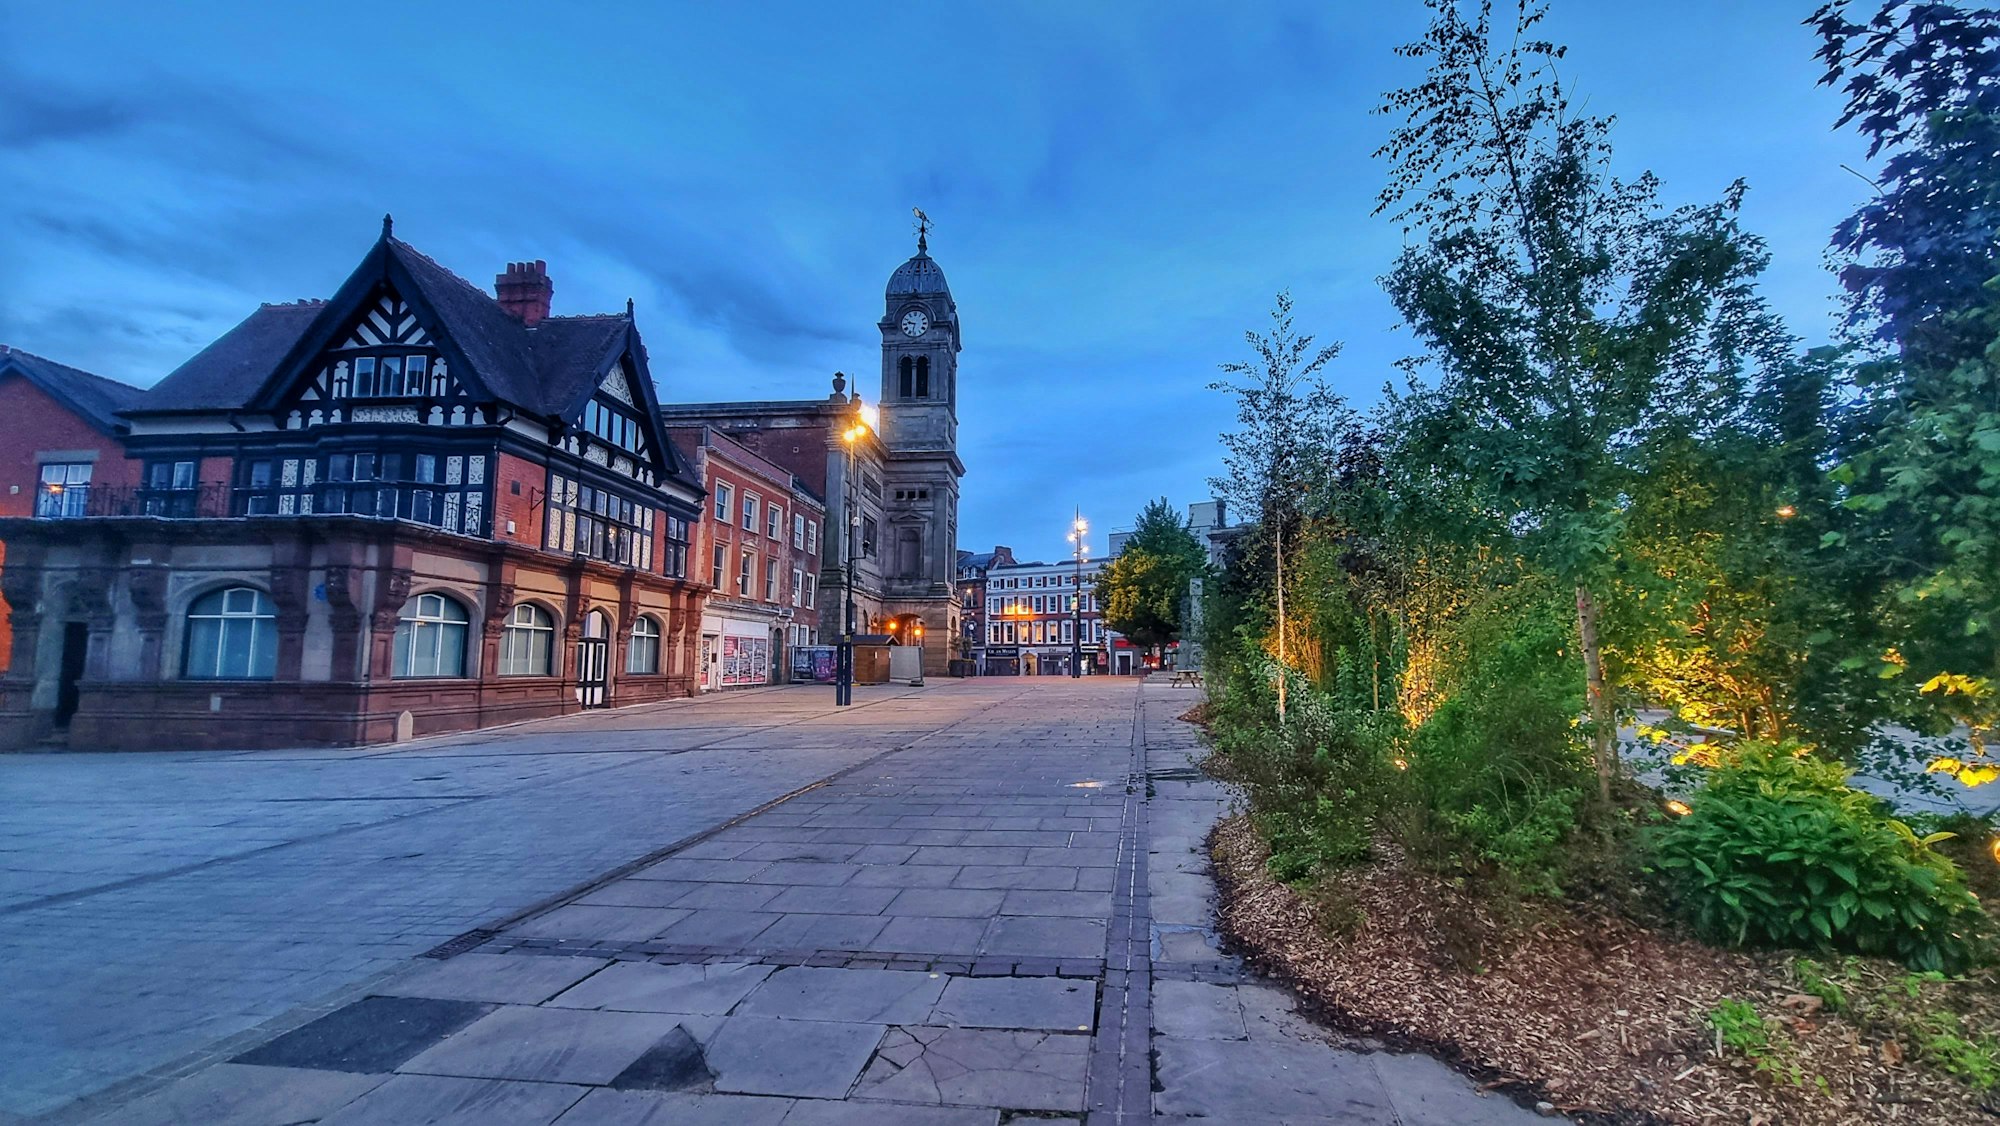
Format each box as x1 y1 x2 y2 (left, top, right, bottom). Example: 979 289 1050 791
0 344 147 434
139 234 645 420
143 302 325 412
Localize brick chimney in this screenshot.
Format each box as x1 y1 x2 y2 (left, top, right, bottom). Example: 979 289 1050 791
495 260 553 326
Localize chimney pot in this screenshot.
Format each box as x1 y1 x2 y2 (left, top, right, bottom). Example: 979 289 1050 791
495 260 554 326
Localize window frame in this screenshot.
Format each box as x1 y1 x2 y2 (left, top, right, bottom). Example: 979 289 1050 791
391 592 470 679
497 603 555 676
181 586 278 680
627 615 662 675
34 461 93 519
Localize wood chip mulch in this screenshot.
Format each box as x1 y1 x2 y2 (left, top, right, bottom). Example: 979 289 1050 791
1208 814 2000 1125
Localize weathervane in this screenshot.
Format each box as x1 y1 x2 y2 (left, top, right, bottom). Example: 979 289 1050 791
913 207 931 253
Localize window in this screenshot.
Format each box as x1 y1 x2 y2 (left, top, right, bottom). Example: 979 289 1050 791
628 616 661 674
35 462 91 518
543 474 653 569
139 460 200 517
711 545 725 587
916 355 930 398
182 587 277 679
314 450 486 534
498 604 554 676
804 574 816 609
352 356 377 397
767 504 782 540
861 516 877 557
765 557 779 601
714 483 732 522
742 494 758 532
392 593 468 678
738 549 754 596
792 567 804 607
663 516 690 578
806 519 817 554
582 399 643 453
793 513 806 549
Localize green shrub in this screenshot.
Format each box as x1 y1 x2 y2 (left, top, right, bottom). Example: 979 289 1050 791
1398 600 1590 895
1652 741 1990 971
1912 1010 2000 1090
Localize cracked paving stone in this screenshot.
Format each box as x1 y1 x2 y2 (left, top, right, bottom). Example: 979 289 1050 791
852 1026 1087 1112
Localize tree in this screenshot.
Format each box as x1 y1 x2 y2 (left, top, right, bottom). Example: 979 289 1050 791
1812 2 2000 772
1211 292 1352 720
1098 499 1207 655
1375 0 1796 803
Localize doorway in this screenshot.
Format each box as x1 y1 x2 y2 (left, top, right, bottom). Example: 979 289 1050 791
55 622 88 727
575 610 609 708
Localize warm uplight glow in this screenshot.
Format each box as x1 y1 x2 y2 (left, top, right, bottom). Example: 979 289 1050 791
857 402 880 432
1990 837 2000 866
1665 799 1693 817
1392 757 1409 771
1776 504 1797 518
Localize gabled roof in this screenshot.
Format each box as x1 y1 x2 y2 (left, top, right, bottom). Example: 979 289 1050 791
0 345 147 434
138 227 656 421
143 302 325 412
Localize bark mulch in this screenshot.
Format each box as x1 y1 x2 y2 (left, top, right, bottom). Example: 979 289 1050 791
1208 814 2000 1125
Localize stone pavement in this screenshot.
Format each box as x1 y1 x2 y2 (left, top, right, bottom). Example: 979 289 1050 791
40 676 1551 1125
1 682 980 1121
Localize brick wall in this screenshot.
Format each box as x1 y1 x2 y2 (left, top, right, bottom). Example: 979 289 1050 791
0 375 141 674
493 452 544 549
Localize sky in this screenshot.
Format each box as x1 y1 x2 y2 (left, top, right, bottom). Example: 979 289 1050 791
0 2 1875 562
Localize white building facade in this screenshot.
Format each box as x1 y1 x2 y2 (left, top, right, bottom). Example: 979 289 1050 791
981 558 1106 676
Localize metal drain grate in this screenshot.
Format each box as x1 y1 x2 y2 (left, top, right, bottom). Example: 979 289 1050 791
421 928 496 960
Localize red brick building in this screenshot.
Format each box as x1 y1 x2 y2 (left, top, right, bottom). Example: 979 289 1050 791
0 348 148 676
665 426 824 689
0 222 709 750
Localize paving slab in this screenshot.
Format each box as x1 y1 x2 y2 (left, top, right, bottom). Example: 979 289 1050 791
232 995 492 1074
379 953 610 1005
555 1088 796 1125
398 1005 687 1085
852 1026 1088 1111
79 1064 384 1126
701 1016 886 1098
1152 979 1250 1041
316 1073 588 1126
548 960 774 1014
929 976 1095 1032
734 966 947 1023
510 904 691 942
978 915 1106 959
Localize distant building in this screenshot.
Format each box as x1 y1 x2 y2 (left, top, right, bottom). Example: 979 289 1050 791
664 426 824 690
955 545 1016 671
982 557 1106 676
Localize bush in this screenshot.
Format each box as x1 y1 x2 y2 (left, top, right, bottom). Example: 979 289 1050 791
1651 741 1990 971
1396 599 1591 895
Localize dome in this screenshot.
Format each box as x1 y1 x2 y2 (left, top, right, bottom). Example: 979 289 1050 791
886 251 951 299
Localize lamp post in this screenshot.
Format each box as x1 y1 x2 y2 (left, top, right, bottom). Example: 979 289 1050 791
837 409 869 706
1066 511 1087 679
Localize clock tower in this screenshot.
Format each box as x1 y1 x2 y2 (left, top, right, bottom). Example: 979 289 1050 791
869 223 965 669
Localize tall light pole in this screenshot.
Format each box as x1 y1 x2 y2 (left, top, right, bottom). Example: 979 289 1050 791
837 408 869 706
1066 511 1087 679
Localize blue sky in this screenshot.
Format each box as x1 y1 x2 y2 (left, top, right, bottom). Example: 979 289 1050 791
1 2 1871 560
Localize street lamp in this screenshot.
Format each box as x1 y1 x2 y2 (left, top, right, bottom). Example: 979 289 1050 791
1066 511 1088 679
837 406 870 706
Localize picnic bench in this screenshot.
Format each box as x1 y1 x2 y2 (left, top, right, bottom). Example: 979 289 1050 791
1168 669 1204 688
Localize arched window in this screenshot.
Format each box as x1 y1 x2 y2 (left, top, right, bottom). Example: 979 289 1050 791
628 616 662 674
898 355 914 398
392 593 468 678
498 604 554 676
915 356 930 398
183 587 277 679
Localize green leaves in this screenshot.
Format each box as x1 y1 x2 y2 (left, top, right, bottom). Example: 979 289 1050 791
1651 741 1990 971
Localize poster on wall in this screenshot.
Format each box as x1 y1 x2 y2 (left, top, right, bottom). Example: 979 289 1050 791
721 635 770 687
792 646 837 683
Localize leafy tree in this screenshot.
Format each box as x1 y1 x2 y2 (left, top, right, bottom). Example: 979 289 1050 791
1098 498 1208 653
1211 292 1352 719
1811 2 2000 771
1375 0 1796 802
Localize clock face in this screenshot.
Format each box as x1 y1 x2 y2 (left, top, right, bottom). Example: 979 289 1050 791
901 310 929 337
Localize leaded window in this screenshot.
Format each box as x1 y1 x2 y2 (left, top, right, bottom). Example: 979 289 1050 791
543 473 654 569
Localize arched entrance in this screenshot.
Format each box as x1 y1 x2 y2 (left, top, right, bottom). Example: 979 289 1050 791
575 609 609 708
885 613 927 684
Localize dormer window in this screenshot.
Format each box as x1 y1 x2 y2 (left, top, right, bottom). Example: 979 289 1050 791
345 354 432 398
582 399 642 453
